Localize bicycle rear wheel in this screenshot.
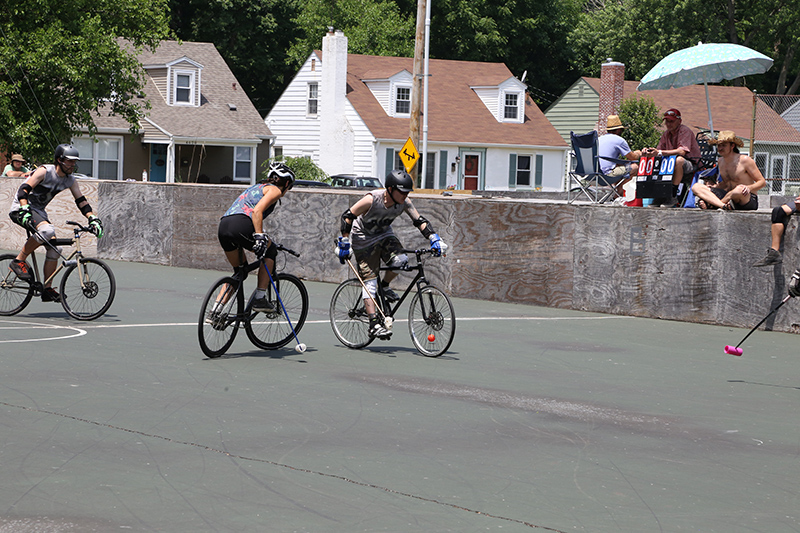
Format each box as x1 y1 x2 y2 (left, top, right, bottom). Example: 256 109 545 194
60 258 116 320
408 285 455 357
198 277 242 358
245 273 308 350
0 254 34 316
329 279 374 349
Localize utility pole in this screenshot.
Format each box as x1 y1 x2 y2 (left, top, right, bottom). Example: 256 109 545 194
409 0 426 187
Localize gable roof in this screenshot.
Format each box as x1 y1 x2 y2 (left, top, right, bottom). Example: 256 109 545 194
332 53 566 148
93 40 271 143
582 78 800 144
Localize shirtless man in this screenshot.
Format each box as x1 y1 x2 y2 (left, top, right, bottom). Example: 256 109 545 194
691 131 765 210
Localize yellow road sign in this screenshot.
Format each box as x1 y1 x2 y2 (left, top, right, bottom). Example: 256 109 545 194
398 137 420 173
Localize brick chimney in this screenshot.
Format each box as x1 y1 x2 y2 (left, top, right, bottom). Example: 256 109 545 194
319 28 354 174
597 59 625 134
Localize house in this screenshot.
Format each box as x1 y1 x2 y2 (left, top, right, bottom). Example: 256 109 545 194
79 40 273 184
265 30 568 192
545 60 800 195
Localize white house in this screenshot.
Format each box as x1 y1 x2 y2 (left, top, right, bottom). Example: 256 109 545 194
265 30 568 191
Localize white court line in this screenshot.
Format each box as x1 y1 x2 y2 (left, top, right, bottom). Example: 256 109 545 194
0 320 86 343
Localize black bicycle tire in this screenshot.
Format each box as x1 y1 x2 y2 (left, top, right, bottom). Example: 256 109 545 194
408 285 455 357
0 254 35 316
329 279 375 349
198 276 242 358
245 273 309 350
59 258 116 321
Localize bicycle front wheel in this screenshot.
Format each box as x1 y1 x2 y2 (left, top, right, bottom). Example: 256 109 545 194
59 258 116 320
330 279 374 349
198 277 242 358
408 285 455 357
0 254 34 316
245 273 308 350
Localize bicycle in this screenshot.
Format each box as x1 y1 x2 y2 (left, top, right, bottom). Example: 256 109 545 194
0 221 116 320
329 248 455 357
197 243 309 358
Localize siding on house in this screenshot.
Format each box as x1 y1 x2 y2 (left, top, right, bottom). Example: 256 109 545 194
544 79 601 144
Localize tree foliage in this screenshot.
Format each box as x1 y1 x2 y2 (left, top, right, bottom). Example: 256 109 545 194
0 0 172 163
268 156 329 182
618 94 662 150
169 0 300 114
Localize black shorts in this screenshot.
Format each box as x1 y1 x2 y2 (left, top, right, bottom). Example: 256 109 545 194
217 214 277 260
710 187 759 211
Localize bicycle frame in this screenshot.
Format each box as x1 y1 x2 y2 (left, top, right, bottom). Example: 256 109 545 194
376 249 434 318
25 223 88 293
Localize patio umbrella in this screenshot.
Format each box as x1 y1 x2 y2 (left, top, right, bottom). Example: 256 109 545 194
637 42 773 134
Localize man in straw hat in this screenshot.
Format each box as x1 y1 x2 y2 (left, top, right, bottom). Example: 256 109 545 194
598 115 641 197
691 130 765 211
2 154 31 178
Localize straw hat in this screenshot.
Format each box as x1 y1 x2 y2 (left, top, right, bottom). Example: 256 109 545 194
606 115 625 131
11 154 25 162
710 130 744 147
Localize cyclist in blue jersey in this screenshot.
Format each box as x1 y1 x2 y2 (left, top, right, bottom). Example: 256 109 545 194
217 161 295 312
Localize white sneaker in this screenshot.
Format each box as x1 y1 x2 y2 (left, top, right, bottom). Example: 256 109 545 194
369 323 392 339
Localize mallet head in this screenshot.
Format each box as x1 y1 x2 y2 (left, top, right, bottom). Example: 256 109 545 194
724 345 743 356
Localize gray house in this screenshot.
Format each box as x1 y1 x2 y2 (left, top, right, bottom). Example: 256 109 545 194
80 40 273 184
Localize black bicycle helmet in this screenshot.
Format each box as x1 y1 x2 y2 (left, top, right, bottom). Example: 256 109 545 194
385 169 413 193
267 161 295 188
54 144 80 162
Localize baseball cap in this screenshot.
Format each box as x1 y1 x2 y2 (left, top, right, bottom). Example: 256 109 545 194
663 108 681 120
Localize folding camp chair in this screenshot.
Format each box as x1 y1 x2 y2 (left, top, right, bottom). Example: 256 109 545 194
567 131 632 204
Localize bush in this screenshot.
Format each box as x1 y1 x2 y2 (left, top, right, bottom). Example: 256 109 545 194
261 156 329 182
618 94 662 150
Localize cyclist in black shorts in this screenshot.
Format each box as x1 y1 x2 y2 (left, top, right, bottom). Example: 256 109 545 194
217 161 295 312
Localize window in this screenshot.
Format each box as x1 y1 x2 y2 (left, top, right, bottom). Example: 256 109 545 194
308 83 318 115
424 152 436 189
771 156 786 194
173 70 195 105
395 87 410 115
516 155 531 186
393 151 404 171
72 136 122 180
234 146 252 181
504 93 518 120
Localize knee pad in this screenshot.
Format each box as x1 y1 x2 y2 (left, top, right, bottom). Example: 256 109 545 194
34 223 56 244
362 278 378 300
772 206 792 226
389 253 408 269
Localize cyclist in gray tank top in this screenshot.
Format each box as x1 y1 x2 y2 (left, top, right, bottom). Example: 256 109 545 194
7 144 104 303
335 169 449 339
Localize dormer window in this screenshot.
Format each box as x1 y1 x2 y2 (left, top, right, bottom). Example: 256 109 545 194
504 93 518 120
395 86 411 115
172 69 196 106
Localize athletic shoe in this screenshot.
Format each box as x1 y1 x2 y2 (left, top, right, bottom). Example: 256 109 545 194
369 322 392 340
41 287 61 303
252 296 276 313
753 248 782 267
382 284 399 303
10 259 32 281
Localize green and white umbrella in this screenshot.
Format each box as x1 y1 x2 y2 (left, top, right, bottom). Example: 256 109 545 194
637 42 773 134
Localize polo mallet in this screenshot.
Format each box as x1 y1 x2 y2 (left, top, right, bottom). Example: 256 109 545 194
344 257 393 330
724 294 793 356
262 259 306 353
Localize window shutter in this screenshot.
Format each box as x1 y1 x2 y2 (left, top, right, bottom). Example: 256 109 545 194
535 155 543 188
439 150 448 189
385 148 394 176
508 154 517 189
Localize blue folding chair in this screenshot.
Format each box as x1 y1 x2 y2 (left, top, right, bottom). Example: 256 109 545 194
567 131 631 204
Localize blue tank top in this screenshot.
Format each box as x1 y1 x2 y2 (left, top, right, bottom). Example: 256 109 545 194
223 183 278 218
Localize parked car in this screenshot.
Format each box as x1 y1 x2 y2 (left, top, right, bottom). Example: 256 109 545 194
293 179 331 188
330 175 383 189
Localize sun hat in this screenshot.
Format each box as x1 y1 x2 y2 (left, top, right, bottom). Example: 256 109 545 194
663 108 681 120
11 154 25 162
710 130 744 147
606 115 625 131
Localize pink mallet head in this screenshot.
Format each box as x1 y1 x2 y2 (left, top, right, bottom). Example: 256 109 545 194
724 345 743 356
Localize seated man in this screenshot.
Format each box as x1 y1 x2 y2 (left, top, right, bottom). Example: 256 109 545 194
598 115 640 197
2 154 31 177
642 108 701 206
753 195 800 267
691 131 765 211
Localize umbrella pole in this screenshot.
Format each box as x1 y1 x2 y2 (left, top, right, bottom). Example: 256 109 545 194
704 81 714 135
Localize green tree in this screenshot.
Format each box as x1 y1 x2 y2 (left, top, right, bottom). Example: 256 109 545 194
287 0 415 68
0 0 172 162
169 0 300 114
618 94 662 150
265 156 329 182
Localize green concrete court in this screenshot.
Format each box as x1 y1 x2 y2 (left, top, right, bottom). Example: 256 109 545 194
1 254 799 532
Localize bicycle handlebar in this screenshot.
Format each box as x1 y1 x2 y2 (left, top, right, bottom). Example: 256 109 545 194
275 243 300 257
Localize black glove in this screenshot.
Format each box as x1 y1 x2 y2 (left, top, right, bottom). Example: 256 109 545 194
789 269 800 298
88 215 104 238
252 233 269 258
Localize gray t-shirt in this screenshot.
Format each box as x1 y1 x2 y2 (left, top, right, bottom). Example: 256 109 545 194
11 164 75 213
351 189 415 248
